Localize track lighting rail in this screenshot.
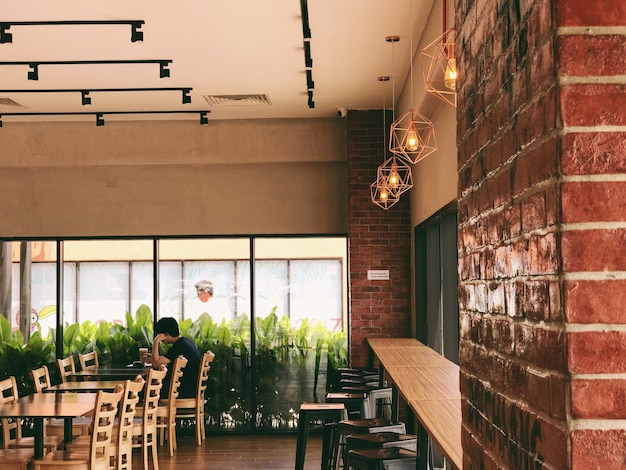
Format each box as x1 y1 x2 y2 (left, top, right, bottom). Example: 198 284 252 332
0 20 145 43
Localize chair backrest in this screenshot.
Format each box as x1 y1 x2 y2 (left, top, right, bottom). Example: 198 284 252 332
168 355 188 404
89 386 124 466
140 366 167 432
116 376 145 470
57 356 76 383
0 376 21 448
31 365 51 393
0 376 17 404
195 351 215 399
79 351 99 371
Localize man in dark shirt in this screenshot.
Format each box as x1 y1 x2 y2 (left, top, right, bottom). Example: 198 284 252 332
152 317 201 398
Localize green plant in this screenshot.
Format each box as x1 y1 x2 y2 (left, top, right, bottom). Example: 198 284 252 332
0 306 348 432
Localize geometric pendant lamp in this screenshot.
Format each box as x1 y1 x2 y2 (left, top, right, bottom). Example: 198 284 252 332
389 108 436 164
420 28 457 107
370 178 401 210
377 153 413 198
371 74 406 210
388 0 437 165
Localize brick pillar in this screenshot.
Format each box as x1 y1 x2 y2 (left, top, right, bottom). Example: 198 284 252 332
457 0 626 468
346 110 412 367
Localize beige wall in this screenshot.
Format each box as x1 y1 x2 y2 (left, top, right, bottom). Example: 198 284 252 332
0 118 348 238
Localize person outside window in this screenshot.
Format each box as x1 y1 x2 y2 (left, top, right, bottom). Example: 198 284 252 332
152 316 201 398
195 280 214 303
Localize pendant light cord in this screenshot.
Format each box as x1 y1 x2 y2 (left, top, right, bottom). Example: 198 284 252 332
410 0 414 109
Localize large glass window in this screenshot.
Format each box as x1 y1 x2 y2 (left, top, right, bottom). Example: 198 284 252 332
1 236 348 433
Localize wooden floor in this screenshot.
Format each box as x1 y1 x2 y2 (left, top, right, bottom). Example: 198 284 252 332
133 433 323 470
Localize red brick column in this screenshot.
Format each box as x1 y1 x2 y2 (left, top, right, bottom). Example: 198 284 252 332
457 0 626 468
346 110 412 367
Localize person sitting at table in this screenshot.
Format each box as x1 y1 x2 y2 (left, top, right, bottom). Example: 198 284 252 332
152 317 201 398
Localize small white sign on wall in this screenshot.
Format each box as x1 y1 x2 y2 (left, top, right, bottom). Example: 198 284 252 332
367 269 389 280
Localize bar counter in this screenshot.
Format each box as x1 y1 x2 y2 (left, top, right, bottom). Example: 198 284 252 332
368 337 462 469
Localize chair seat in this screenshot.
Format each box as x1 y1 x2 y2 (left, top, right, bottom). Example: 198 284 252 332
34 449 110 470
39 450 90 463
47 417 92 437
0 447 34 465
8 434 63 452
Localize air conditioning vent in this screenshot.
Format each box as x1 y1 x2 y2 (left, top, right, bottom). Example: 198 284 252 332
202 94 271 106
0 97 28 109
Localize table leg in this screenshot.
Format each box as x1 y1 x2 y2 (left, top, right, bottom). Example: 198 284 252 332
391 386 399 423
64 417 73 445
294 417 310 470
33 417 44 459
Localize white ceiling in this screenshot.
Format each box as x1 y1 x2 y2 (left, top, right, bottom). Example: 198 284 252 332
0 0 434 124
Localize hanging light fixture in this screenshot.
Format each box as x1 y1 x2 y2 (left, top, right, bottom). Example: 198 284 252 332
420 0 457 107
370 179 401 210
388 1 437 165
376 73 413 201
371 75 409 210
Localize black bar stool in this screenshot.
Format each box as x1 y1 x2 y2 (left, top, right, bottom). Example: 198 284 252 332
326 392 368 418
347 447 417 469
331 418 407 469
346 431 417 453
295 403 348 470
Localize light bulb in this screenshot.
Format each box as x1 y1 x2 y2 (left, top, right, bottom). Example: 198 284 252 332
380 188 388 201
405 128 419 151
389 164 399 188
444 58 457 91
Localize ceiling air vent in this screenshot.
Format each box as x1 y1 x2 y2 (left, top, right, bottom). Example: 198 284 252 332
0 97 28 109
203 94 271 106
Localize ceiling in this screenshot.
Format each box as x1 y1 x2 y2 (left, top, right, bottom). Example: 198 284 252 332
0 0 434 124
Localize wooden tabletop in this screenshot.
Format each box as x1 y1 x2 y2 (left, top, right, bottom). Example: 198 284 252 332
45 380 125 393
0 393 97 460
368 337 462 470
409 398 463 468
385 365 461 401
0 393 96 418
69 365 150 380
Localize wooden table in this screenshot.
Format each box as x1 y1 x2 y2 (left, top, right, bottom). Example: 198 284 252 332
69 364 150 381
368 337 462 470
45 380 125 393
0 393 96 459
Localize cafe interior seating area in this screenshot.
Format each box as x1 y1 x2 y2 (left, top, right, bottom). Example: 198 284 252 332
1 0 622 467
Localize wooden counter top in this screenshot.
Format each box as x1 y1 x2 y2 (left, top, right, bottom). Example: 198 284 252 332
386 365 460 401
409 398 463 468
368 337 462 470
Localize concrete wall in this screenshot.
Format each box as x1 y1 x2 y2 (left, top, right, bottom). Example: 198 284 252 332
0 118 348 238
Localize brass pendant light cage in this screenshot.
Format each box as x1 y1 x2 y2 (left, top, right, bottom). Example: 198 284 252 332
420 28 457 107
389 108 436 164
377 154 413 198
370 179 401 210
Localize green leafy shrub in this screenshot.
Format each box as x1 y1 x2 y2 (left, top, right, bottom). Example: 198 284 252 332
0 305 348 431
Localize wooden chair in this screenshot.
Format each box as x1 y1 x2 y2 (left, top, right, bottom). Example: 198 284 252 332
30 365 91 438
79 351 99 371
31 364 52 393
174 351 215 445
57 356 77 383
0 375 63 454
133 366 167 470
113 377 145 470
67 377 145 470
0 448 35 470
34 386 124 470
156 355 187 457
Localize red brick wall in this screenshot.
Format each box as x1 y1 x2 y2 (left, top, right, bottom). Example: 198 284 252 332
346 110 412 368
457 0 626 468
